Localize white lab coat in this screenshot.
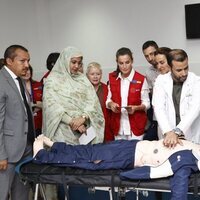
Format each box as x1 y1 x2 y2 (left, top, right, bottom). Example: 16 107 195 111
152 72 200 143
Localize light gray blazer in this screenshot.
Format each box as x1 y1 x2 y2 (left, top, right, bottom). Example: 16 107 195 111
0 67 31 162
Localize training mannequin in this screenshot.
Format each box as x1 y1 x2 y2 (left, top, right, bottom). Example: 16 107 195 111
33 135 200 176
33 135 200 200
33 135 200 169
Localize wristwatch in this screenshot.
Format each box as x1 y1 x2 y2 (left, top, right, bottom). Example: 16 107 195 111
173 128 184 136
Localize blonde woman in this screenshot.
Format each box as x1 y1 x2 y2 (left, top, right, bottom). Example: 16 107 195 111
86 62 111 142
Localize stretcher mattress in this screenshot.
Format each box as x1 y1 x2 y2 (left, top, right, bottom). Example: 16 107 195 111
18 161 200 195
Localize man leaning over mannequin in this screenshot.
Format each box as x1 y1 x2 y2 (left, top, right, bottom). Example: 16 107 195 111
152 49 200 148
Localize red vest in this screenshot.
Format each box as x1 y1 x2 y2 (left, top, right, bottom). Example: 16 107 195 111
40 71 50 84
31 81 43 131
109 71 147 136
97 82 113 142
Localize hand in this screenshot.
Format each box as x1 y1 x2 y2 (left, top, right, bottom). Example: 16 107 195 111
125 105 136 114
32 101 42 113
163 131 183 148
77 124 87 134
70 117 85 131
35 101 42 109
0 159 8 170
42 135 54 147
108 102 120 113
33 107 41 113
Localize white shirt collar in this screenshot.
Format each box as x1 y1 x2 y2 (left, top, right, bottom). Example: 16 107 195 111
4 66 18 80
117 68 135 81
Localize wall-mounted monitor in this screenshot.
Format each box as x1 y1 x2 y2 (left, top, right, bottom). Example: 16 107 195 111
185 3 200 39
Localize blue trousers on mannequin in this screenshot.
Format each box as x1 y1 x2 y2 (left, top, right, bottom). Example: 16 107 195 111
170 167 192 200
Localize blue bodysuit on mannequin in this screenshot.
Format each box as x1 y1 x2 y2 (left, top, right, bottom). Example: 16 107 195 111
33 139 200 200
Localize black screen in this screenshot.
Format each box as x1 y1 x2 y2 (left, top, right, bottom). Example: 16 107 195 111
185 4 200 39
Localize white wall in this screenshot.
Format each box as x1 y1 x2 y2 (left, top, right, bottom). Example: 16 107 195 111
0 0 200 81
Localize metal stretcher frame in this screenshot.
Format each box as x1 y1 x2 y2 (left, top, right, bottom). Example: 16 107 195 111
18 162 200 200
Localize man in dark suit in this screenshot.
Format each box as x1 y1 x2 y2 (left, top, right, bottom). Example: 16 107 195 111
0 45 35 200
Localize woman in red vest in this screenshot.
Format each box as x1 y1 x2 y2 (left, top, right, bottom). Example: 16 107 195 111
106 47 150 141
22 66 43 136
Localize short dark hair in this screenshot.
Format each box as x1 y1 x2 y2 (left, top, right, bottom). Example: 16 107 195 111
116 47 133 61
167 49 188 67
142 40 158 51
4 45 28 64
46 52 60 71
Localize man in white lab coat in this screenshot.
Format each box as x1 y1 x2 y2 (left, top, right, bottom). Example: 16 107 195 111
152 49 200 148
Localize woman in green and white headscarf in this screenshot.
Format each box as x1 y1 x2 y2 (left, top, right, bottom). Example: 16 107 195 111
42 46 104 144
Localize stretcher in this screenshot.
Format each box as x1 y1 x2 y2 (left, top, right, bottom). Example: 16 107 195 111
18 161 200 200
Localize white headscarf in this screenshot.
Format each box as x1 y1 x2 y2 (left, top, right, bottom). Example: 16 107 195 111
42 47 104 144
